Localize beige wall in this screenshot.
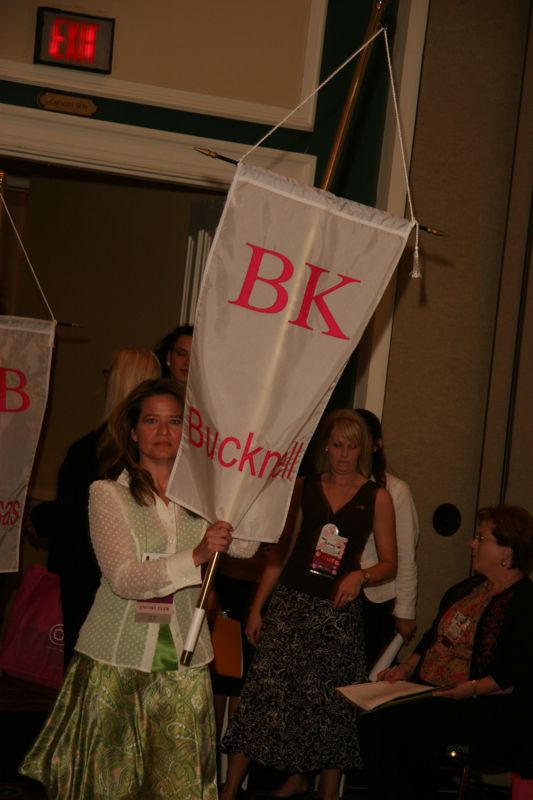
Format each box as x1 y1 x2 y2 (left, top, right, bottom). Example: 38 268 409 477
479 10 533 511
0 0 324 125
506 244 533 505
383 0 532 637
0 0 310 104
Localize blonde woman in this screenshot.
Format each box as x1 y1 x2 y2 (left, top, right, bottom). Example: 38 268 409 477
103 347 161 418
221 409 396 800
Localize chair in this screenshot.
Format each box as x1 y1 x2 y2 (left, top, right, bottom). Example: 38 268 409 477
444 743 512 799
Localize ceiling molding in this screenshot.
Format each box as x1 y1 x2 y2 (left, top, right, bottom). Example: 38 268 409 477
0 103 317 187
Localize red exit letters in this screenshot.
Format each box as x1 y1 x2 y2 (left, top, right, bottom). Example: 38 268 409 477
228 243 361 340
48 18 99 65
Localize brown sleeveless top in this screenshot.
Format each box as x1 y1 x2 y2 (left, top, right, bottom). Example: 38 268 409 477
279 476 377 600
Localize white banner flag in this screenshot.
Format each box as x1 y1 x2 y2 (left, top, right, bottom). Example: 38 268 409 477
168 164 414 544
0 316 56 571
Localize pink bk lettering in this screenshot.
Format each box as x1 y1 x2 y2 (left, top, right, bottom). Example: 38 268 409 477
228 243 361 340
188 406 303 481
0 368 31 412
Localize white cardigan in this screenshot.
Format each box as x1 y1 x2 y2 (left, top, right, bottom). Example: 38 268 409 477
76 472 211 672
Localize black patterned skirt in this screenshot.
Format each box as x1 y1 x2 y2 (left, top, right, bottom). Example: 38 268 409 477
222 583 366 773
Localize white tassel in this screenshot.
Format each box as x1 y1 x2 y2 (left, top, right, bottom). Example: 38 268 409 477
410 244 421 279
409 223 421 279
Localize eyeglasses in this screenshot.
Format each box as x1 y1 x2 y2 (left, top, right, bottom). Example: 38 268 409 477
472 533 498 544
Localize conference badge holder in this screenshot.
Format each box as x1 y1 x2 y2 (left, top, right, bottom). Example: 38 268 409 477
310 524 348 579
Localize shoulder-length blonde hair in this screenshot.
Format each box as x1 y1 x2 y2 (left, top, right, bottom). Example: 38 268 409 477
103 347 161 420
100 378 184 505
314 408 372 478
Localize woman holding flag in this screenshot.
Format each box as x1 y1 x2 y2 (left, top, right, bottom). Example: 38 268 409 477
20 378 233 799
221 408 396 800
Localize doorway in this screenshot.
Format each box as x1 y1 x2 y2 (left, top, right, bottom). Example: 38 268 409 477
0 158 225 500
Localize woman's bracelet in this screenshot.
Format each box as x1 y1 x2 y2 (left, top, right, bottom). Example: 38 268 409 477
470 679 478 699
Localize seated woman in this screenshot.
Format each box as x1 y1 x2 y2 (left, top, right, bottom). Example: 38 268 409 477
360 504 533 800
20 378 232 799
221 409 396 800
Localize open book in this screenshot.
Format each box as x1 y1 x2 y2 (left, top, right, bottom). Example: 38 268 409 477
337 680 435 712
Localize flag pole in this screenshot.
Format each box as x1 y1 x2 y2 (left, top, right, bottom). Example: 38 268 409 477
181 551 221 665
320 0 389 192
194 2 446 236
181 0 395 667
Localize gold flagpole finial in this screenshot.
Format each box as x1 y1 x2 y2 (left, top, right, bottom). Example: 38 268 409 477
419 224 448 237
194 147 239 166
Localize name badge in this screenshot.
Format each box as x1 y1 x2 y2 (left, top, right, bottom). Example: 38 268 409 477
441 611 472 647
135 552 173 624
310 523 348 579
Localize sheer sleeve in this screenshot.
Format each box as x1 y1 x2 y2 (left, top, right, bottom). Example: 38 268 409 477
89 480 201 600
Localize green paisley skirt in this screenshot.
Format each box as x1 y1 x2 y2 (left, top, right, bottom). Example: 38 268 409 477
19 653 218 800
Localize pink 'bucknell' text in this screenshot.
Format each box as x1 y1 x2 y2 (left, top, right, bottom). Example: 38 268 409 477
188 405 304 481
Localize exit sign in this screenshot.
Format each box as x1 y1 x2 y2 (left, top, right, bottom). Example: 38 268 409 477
34 7 115 74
